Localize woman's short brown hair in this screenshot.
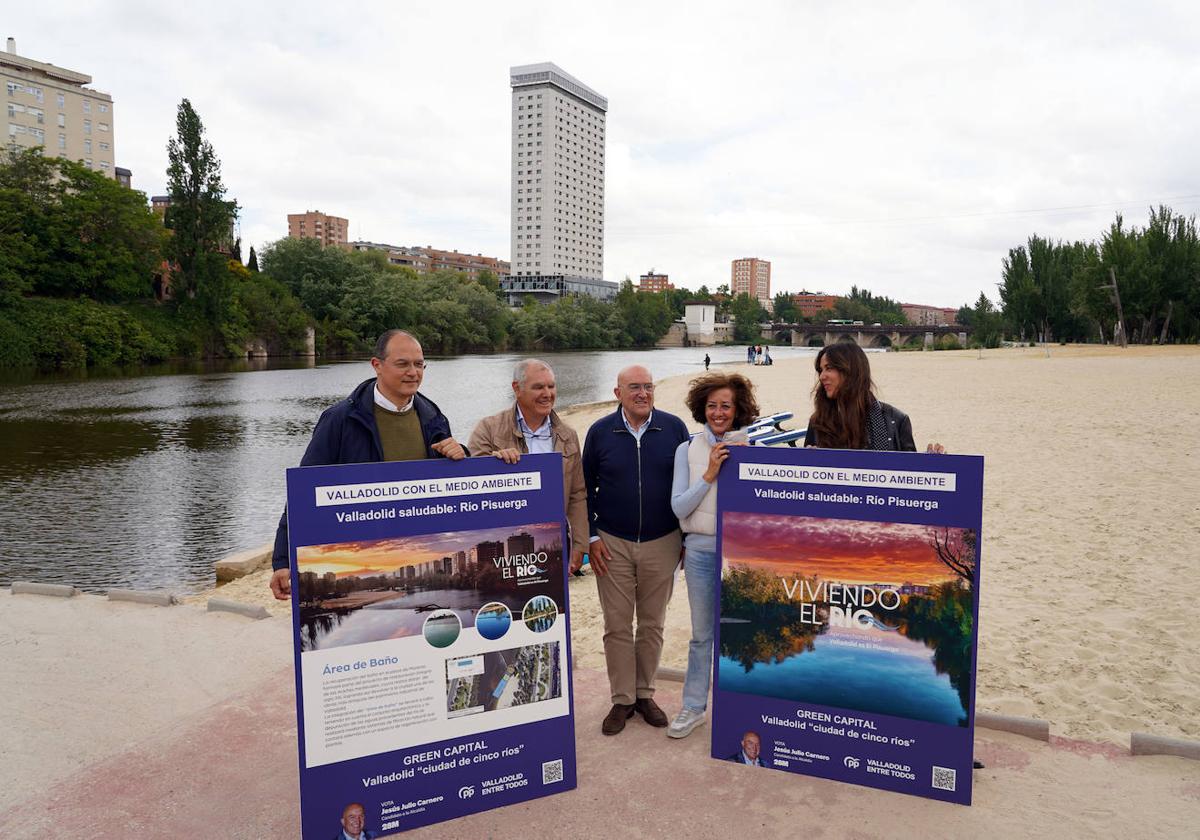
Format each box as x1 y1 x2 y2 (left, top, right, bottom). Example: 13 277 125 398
684 372 759 429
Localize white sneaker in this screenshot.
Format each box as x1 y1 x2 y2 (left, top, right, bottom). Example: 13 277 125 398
667 708 706 739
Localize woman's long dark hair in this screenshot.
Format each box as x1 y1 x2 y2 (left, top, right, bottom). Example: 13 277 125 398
808 342 875 449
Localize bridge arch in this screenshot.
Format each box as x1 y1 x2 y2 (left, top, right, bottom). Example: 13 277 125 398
867 333 893 348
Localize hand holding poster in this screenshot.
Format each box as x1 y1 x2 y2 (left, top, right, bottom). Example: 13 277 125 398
713 445 983 804
286 453 576 837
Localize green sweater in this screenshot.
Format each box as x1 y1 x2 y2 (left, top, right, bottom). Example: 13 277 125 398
373 404 428 461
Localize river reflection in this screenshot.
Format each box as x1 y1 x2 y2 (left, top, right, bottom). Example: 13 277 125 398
718 619 970 726
0 346 818 592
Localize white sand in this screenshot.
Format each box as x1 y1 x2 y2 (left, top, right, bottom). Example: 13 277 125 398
0 590 291 810
204 346 1200 745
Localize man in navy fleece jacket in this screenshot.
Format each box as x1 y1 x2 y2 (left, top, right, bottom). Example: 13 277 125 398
582 364 689 736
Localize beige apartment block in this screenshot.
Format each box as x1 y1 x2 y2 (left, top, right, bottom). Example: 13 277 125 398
350 241 510 280
731 257 771 305
287 211 348 248
2 37 117 178
509 62 606 281
901 303 958 326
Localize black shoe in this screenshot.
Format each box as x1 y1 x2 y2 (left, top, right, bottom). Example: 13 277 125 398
634 698 668 727
602 703 636 735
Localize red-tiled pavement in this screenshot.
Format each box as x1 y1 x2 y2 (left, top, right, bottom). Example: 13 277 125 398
2 667 1196 838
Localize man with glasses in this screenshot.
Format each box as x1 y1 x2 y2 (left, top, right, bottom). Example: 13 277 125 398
268 329 466 599
583 365 690 735
468 359 588 574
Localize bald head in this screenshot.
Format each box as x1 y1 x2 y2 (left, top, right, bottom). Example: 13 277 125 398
614 365 655 426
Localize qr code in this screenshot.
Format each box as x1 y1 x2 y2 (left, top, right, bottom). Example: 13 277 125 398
932 765 957 791
542 759 564 785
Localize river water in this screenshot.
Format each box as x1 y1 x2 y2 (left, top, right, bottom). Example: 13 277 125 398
0 345 818 593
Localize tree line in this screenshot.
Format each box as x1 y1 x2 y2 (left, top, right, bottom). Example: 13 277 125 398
961 206 1200 346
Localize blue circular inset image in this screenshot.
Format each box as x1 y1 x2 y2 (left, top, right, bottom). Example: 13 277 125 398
475 602 513 640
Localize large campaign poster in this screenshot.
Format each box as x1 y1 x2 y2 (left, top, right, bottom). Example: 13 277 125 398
712 446 983 804
285 453 576 837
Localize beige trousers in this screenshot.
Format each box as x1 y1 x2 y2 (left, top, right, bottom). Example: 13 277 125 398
594 529 682 705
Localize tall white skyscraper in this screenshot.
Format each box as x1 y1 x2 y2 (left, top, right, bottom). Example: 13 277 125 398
505 62 616 303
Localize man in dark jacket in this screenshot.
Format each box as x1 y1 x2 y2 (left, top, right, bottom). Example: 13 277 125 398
269 329 466 599
583 364 690 735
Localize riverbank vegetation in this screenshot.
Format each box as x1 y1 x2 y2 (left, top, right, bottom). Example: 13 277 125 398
965 206 1200 345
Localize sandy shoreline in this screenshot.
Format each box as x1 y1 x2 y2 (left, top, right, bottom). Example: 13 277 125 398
198 345 1200 746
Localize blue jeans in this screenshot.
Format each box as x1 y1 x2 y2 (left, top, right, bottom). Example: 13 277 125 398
681 545 718 712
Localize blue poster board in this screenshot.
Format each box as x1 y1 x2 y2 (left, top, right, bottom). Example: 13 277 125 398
285 454 576 837
713 446 983 804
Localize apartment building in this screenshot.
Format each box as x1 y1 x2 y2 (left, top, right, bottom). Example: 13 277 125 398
503 62 616 304
349 241 510 280
2 38 117 177
731 257 771 305
901 303 958 326
792 293 841 318
638 269 673 292
287 211 348 248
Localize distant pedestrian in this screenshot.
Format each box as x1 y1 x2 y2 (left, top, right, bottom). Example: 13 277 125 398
764 347 772 366
746 345 754 364
703 353 711 371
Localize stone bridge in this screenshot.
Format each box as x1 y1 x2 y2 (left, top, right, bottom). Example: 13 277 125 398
762 322 971 348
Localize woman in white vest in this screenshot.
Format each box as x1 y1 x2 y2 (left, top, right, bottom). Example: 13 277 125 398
666 372 759 739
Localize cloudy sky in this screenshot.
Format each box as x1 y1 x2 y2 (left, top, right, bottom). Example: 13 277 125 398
723 512 957 586
298 522 558 576
12 2 1199 306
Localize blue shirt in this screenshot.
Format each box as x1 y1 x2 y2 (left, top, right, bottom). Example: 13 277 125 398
516 406 554 454
621 408 653 441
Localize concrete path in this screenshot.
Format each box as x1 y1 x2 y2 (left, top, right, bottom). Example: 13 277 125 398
1 591 1197 838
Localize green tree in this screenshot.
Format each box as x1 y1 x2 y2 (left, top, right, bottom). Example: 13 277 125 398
0 149 164 303
164 99 238 301
247 246 259 272
730 293 766 342
614 280 674 347
772 292 799 323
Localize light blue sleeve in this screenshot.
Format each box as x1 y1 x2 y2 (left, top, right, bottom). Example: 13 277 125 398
671 439 712 520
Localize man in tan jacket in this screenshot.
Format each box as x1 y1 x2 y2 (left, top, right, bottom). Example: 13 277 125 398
468 359 588 572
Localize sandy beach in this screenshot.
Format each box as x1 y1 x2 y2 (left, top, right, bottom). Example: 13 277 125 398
203 344 1200 746
5 344 1200 836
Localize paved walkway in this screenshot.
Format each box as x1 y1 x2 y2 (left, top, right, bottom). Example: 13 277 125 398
1 592 1197 837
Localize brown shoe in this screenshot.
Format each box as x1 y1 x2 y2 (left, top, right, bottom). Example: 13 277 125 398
602 703 636 735
634 698 668 727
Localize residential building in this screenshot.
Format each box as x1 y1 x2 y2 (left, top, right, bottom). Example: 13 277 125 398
638 269 673 293
2 37 118 177
901 303 958 326
503 62 617 305
349 241 510 279
350 241 429 272
425 246 510 279
506 531 535 558
288 210 348 248
792 293 841 319
731 257 771 306
475 540 505 567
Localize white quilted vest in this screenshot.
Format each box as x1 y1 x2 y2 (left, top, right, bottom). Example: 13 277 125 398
679 434 718 536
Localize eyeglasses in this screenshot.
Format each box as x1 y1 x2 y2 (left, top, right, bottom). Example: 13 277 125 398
391 361 427 371
624 383 654 393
